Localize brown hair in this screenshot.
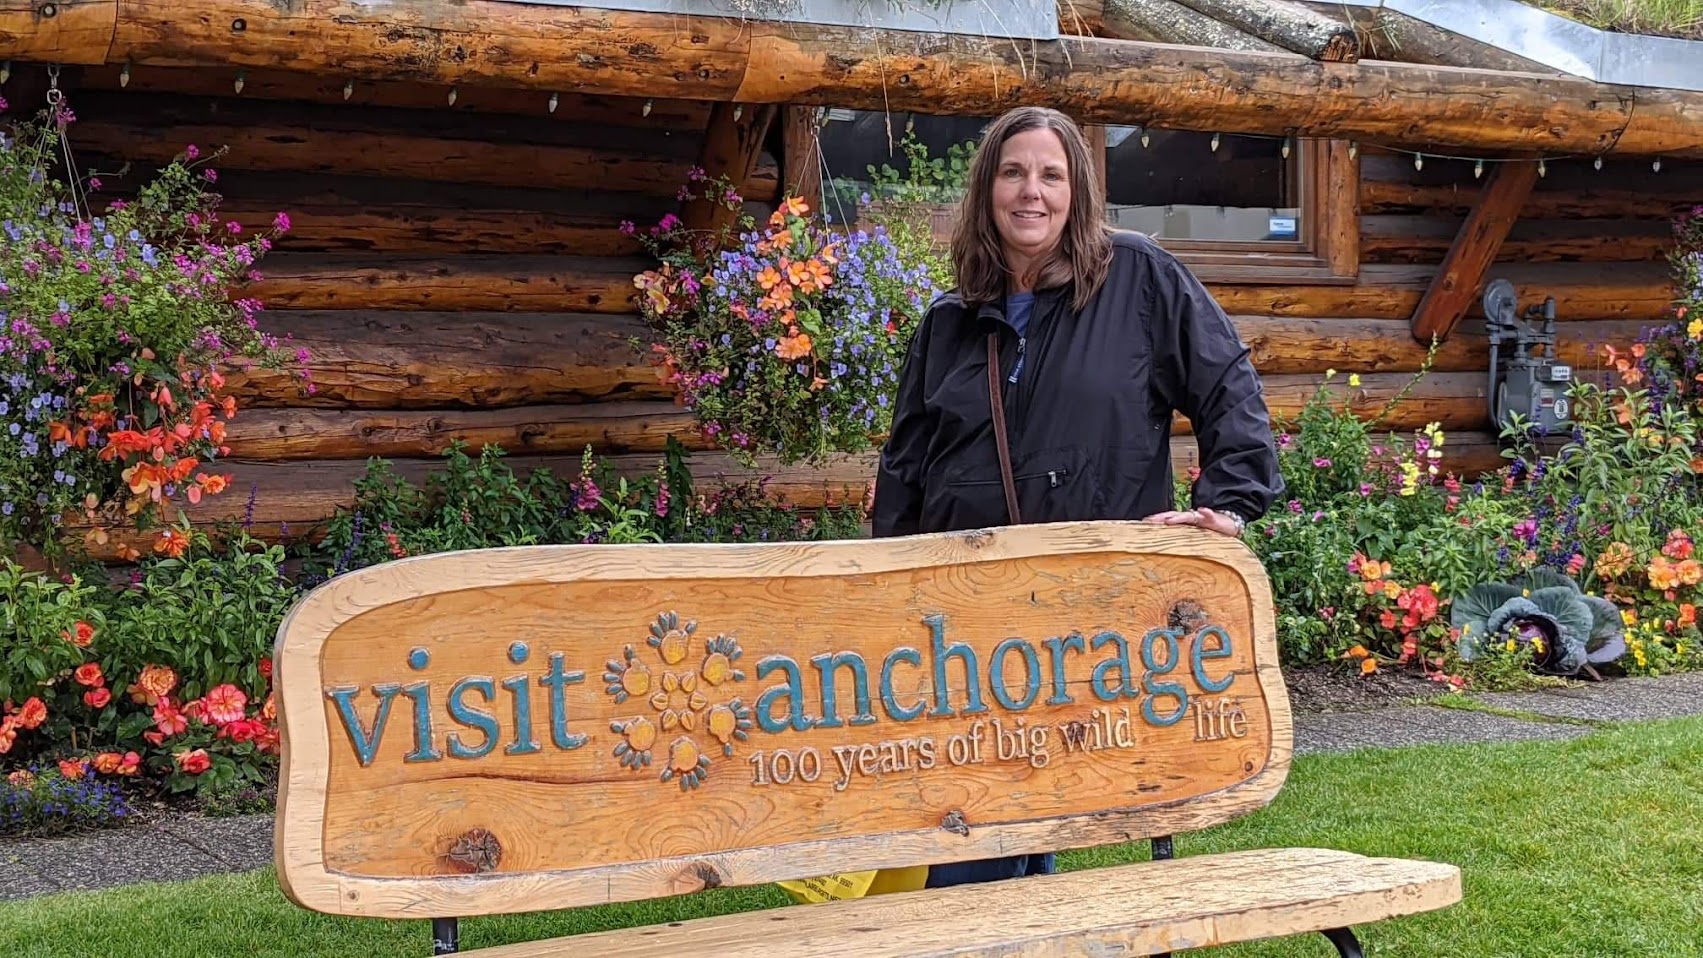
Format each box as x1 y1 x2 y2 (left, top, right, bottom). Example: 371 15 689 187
949 106 1113 312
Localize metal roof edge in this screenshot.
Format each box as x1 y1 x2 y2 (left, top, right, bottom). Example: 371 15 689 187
506 0 1059 40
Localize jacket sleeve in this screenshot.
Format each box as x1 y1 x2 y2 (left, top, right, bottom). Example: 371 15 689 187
870 310 934 538
1148 254 1284 523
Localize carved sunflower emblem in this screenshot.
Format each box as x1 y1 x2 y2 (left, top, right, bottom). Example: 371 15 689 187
605 611 753 791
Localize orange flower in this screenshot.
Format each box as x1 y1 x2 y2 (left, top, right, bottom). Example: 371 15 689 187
0 717 16 755
1677 559 1703 587
58 759 88 780
757 265 784 290
1595 542 1636 579
1680 604 1697 629
62 620 95 647
201 683 249 726
175 748 212 775
198 473 229 496
83 687 112 709
154 528 190 558
92 752 123 775
129 665 178 706
1360 657 1379 675
775 331 814 361
1648 556 1681 591
7 769 34 788
261 693 276 724
16 697 47 730
74 662 105 688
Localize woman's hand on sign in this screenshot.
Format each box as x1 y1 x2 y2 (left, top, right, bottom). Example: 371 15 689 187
1142 507 1242 538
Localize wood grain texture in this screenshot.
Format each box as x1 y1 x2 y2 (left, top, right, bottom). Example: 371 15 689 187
1238 317 1639 376
64 92 737 197
41 1 1694 156
272 522 1289 917
782 106 824 215
75 63 713 130
1359 179 1695 220
1096 0 1286 52
242 255 644 312
1212 262 1673 321
1411 161 1541 344
0 0 114 64
225 402 712 459
1170 0 1357 61
684 102 778 234
224 371 1548 460
471 847 1461 957
224 312 668 409
1362 216 1672 264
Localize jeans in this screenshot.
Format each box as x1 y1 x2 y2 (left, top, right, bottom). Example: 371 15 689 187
926 852 1056 887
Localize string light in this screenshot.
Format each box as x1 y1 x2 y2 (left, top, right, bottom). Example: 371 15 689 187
1414 153 1424 171
1654 157 1663 172
447 85 458 106
548 92 559 114
1347 140 1358 160
1474 158 1484 179
119 61 131 88
1140 126 1150 148
1210 131 1220 152
343 79 354 100
643 99 654 117
1 61 10 85
1281 135 1293 159
233 70 245 94
1538 158 1547 178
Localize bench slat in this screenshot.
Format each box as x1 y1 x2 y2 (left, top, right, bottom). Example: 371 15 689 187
467 848 1462 957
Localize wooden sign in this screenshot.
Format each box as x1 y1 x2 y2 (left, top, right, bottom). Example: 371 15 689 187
274 521 1290 918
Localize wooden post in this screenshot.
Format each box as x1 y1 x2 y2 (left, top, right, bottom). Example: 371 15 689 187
683 101 778 235
781 105 824 215
1409 160 1539 345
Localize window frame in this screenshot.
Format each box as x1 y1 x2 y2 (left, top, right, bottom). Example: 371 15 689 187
1093 134 1360 286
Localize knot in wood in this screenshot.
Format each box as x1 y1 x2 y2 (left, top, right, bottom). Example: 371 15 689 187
445 827 503 874
230 17 246 32
691 862 724 889
38 2 57 17
941 809 971 837
1168 600 1208 634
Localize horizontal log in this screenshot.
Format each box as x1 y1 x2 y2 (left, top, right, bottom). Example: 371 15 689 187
63 92 772 198
93 170 681 255
1171 0 1357 61
225 311 668 408
1361 216 1672 264
242 255 645 312
74 63 712 130
1359 179 1697 220
226 309 1649 414
1239 317 1647 376
1096 0 1286 52
13 1 1678 156
1210 263 1676 321
228 371 1504 461
225 402 711 460
0 0 113 65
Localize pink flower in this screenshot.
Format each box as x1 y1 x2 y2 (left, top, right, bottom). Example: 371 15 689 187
200 684 248 725
273 212 291 233
204 168 218 182
1313 457 1332 468
184 144 200 160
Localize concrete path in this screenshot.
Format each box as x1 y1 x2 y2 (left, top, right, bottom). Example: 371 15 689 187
5 672 1703 903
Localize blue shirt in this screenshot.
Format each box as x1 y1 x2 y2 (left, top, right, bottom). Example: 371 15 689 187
1006 291 1036 337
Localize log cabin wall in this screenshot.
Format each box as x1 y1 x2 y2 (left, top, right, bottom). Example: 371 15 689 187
15 65 1691 556
39 65 850 554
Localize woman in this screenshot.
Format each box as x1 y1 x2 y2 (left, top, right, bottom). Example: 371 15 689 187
870 106 1284 886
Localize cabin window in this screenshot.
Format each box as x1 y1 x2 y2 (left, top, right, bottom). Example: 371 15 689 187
798 110 1358 284
1099 128 1359 284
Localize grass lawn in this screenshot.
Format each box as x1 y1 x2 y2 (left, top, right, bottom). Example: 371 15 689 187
1535 0 1703 38
4 716 1701 957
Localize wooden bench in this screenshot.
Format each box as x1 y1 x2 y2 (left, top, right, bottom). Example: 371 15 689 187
273 520 1461 956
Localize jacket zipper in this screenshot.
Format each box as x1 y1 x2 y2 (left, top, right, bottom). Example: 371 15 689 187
955 467 1069 488
1008 336 1026 385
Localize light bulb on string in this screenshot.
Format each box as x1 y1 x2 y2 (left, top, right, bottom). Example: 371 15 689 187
233 70 245 94
643 99 653 117
1594 156 1603 170
0 62 10 86
1348 141 1358 160
447 85 459 106
119 61 131 88
1140 127 1150 148
1414 153 1424 171
1281 136 1293 159
343 79 354 101
1654 157 1663 172
1474 159 1484 179
548 92 559 114
1538 157 1547 178
1210 131 1221 152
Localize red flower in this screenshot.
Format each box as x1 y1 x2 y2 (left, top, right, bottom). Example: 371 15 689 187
83 687 112 709
16 697 47 730
62 621 95 648
58 759 88 780
175 748 212 775
74 662 104 687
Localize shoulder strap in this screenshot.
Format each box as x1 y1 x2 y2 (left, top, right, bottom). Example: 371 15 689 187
986 332 1021 525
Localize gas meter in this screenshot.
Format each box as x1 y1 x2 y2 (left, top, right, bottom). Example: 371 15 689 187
1483 278 1573 435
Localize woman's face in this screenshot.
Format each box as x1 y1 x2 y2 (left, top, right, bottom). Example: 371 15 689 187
991 127 1072 264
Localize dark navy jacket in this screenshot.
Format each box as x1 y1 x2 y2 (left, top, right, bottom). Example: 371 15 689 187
871 231 1283 536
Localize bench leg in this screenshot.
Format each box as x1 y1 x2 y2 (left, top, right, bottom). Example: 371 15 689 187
433 917 460 955
1322 927 1364 957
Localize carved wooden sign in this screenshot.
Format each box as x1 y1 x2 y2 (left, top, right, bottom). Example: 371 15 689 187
275 521 1290 918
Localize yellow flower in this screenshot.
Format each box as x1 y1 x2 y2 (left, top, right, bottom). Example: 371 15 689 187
1689 318 1703 339
1325 368 1337 379
1348 373 1362 388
